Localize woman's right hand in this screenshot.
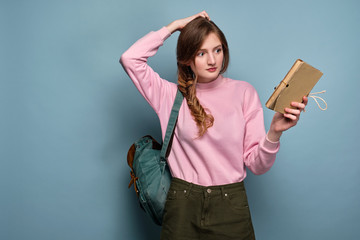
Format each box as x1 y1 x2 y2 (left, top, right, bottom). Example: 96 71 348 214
166 11 210 34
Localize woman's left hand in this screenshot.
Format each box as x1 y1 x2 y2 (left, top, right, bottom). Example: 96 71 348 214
267 96 308 142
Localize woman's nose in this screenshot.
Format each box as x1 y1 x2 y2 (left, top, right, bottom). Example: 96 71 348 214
207 53 215 65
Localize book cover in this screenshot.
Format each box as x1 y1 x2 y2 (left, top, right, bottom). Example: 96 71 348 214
266 59 323 114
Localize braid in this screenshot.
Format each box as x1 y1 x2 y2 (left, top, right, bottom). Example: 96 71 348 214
178 67 214 138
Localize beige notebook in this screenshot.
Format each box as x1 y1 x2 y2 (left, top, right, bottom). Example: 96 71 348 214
266 59 323 114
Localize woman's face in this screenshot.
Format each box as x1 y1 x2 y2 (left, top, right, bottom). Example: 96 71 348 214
190 32 224 83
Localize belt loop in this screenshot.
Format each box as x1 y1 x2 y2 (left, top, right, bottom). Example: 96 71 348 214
221 187 225 199
185 183 193 198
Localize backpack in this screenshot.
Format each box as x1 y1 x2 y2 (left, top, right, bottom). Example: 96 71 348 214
127 89 183 225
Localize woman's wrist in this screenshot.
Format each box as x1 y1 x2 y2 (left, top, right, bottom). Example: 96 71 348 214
166 20 180 34
267 128 282 142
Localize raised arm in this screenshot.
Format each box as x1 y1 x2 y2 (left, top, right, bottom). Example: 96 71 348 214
120 11 210 114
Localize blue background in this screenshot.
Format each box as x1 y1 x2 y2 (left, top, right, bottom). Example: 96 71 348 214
1 0 359 239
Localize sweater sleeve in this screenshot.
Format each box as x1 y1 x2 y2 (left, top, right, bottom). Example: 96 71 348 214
242 85 280 175
120 27 175 114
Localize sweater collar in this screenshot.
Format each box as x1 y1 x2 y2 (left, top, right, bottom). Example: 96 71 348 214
196 75 224 90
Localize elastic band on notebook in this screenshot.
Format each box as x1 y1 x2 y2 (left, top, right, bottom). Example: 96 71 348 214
308 90 327 111
278 81 289 88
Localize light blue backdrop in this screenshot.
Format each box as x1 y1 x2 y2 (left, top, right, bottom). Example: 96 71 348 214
1 0 359 239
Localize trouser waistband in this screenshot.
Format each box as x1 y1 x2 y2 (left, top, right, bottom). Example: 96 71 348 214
170 177 245 197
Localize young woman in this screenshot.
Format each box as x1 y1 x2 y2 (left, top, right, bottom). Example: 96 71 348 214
121 11 307 240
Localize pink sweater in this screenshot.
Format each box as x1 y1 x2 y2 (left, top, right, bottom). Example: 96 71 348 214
121 27 280 186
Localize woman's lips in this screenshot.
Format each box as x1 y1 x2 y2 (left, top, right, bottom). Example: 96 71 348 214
207 67 217 72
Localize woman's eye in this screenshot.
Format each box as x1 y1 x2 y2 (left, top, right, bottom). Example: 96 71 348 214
215 48 222 53
197 52 204 57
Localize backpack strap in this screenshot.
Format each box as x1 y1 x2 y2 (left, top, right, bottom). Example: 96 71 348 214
160 88 184 160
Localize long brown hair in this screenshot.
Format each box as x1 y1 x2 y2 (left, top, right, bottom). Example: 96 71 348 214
177 17 229 138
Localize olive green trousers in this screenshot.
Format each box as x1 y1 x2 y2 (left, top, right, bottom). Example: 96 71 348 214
160 178 256 240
